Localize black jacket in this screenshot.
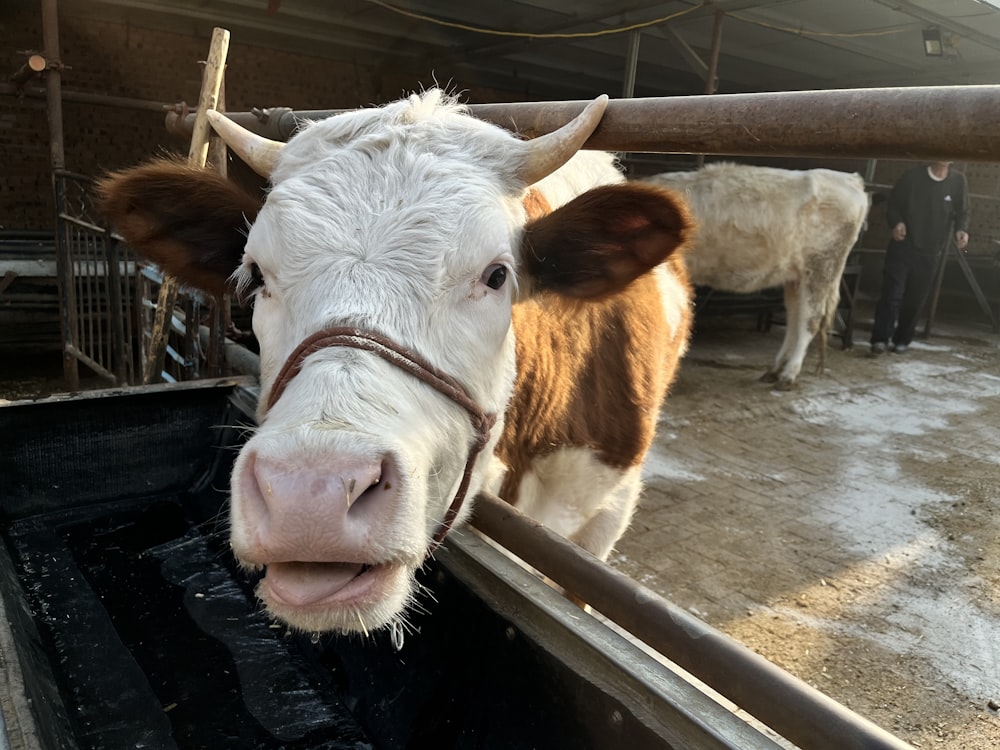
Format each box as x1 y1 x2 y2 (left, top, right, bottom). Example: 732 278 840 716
886 165 969 255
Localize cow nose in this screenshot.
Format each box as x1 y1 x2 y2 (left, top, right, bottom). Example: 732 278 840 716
254 454 384 513
234 450 398 563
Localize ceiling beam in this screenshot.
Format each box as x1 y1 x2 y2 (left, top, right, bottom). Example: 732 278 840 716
662 25 709 79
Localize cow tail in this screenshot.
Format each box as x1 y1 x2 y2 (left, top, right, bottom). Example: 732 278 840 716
815 318 828 375
814 289 838 375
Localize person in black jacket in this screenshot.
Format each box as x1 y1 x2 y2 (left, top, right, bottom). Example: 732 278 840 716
870 162 969 355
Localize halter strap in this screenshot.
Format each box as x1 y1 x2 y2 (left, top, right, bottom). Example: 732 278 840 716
264 326 497 551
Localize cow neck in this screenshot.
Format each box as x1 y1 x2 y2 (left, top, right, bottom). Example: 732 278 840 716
264 326 497 553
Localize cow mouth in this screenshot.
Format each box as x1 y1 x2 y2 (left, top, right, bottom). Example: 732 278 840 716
251 559 416 634
259 560 395 609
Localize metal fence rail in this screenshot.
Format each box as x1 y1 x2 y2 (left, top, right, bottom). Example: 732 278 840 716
168 85 1000 162
53 169 133 388
53 169 227 390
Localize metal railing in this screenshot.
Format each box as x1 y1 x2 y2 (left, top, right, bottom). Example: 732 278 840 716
53 169 133 388
52 169 227 390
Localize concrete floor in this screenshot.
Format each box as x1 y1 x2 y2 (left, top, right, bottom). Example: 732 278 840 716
613 309 1000 750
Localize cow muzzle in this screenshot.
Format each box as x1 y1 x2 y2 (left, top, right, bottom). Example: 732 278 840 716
260 326 496 552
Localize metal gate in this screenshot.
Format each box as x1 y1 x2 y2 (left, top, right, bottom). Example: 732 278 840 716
53 168 226 390
53 168 133 389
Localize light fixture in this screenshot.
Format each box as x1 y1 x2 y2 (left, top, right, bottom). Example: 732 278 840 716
922 28 943 57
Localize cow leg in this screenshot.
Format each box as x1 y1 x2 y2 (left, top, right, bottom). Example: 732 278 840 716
568 466 642 561
514 449 640 561
762 280 807 388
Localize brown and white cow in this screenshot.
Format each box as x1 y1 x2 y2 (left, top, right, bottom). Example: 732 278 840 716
98 90 693 636
646 163 869 389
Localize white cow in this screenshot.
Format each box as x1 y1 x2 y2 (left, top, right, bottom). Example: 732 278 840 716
646 163 870 388
98 90 693 636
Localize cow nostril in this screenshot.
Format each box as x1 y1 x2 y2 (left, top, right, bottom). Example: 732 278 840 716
346 477 378 511
347 457 397 515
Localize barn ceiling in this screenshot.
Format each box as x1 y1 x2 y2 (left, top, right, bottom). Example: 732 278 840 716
65 0 1000 100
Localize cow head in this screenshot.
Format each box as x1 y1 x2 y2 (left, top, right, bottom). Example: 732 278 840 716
98 90 691 636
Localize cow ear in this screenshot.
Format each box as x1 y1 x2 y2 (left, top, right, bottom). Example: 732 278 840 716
519 183 693 300
96 159 262 298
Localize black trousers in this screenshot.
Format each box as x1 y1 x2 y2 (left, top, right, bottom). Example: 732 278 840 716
871 242 938 347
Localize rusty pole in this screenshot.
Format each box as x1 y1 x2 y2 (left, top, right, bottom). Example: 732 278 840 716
40 0 79 390
185 86 1000 163
466 86 1000 162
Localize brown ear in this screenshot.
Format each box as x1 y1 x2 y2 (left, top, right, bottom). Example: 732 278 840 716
520 183 693 299
96 158 262 298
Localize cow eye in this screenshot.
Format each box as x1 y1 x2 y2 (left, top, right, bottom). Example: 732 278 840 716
482 264 507 290
250 262 265 290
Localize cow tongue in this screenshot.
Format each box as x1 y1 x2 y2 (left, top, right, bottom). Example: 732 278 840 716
265 561 365 606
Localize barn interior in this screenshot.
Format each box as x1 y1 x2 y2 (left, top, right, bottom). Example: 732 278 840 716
2 2 1000 749
4 0 1000 391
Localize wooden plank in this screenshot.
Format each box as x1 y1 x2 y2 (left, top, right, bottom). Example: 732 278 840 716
143 27 230 384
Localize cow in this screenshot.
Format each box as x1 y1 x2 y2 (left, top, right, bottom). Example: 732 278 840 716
97 89 694 637
645 163 870 389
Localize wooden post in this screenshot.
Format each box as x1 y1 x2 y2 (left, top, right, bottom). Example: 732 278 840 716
206 79 228 378
143 27 230 384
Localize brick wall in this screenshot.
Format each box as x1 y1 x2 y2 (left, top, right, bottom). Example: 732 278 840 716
0 4 518 231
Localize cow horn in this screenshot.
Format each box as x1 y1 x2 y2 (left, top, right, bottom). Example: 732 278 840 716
206 110 284 178
515 95 609 186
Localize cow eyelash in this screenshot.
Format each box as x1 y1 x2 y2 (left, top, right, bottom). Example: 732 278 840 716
249 262 265 290
234 261 266 304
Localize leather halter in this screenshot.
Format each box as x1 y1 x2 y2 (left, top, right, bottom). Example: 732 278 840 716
264 326 497 551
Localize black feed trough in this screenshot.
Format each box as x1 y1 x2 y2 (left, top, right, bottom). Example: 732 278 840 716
0 379 781 750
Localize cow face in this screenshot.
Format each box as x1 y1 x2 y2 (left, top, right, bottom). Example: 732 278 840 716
98 90 691 636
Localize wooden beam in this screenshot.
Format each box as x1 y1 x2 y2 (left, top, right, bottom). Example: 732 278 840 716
143 26 229 384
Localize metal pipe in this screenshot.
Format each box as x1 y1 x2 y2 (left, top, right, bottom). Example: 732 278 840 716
175 85 1000 162
469 492 915 750
622 30 640 99
40 0 79 391
474 86 1000 161
0 82 175 112
697 11 725 168
704 11 724 96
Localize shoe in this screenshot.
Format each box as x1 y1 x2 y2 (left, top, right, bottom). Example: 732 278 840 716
893 343 909 354
871 342 888 354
